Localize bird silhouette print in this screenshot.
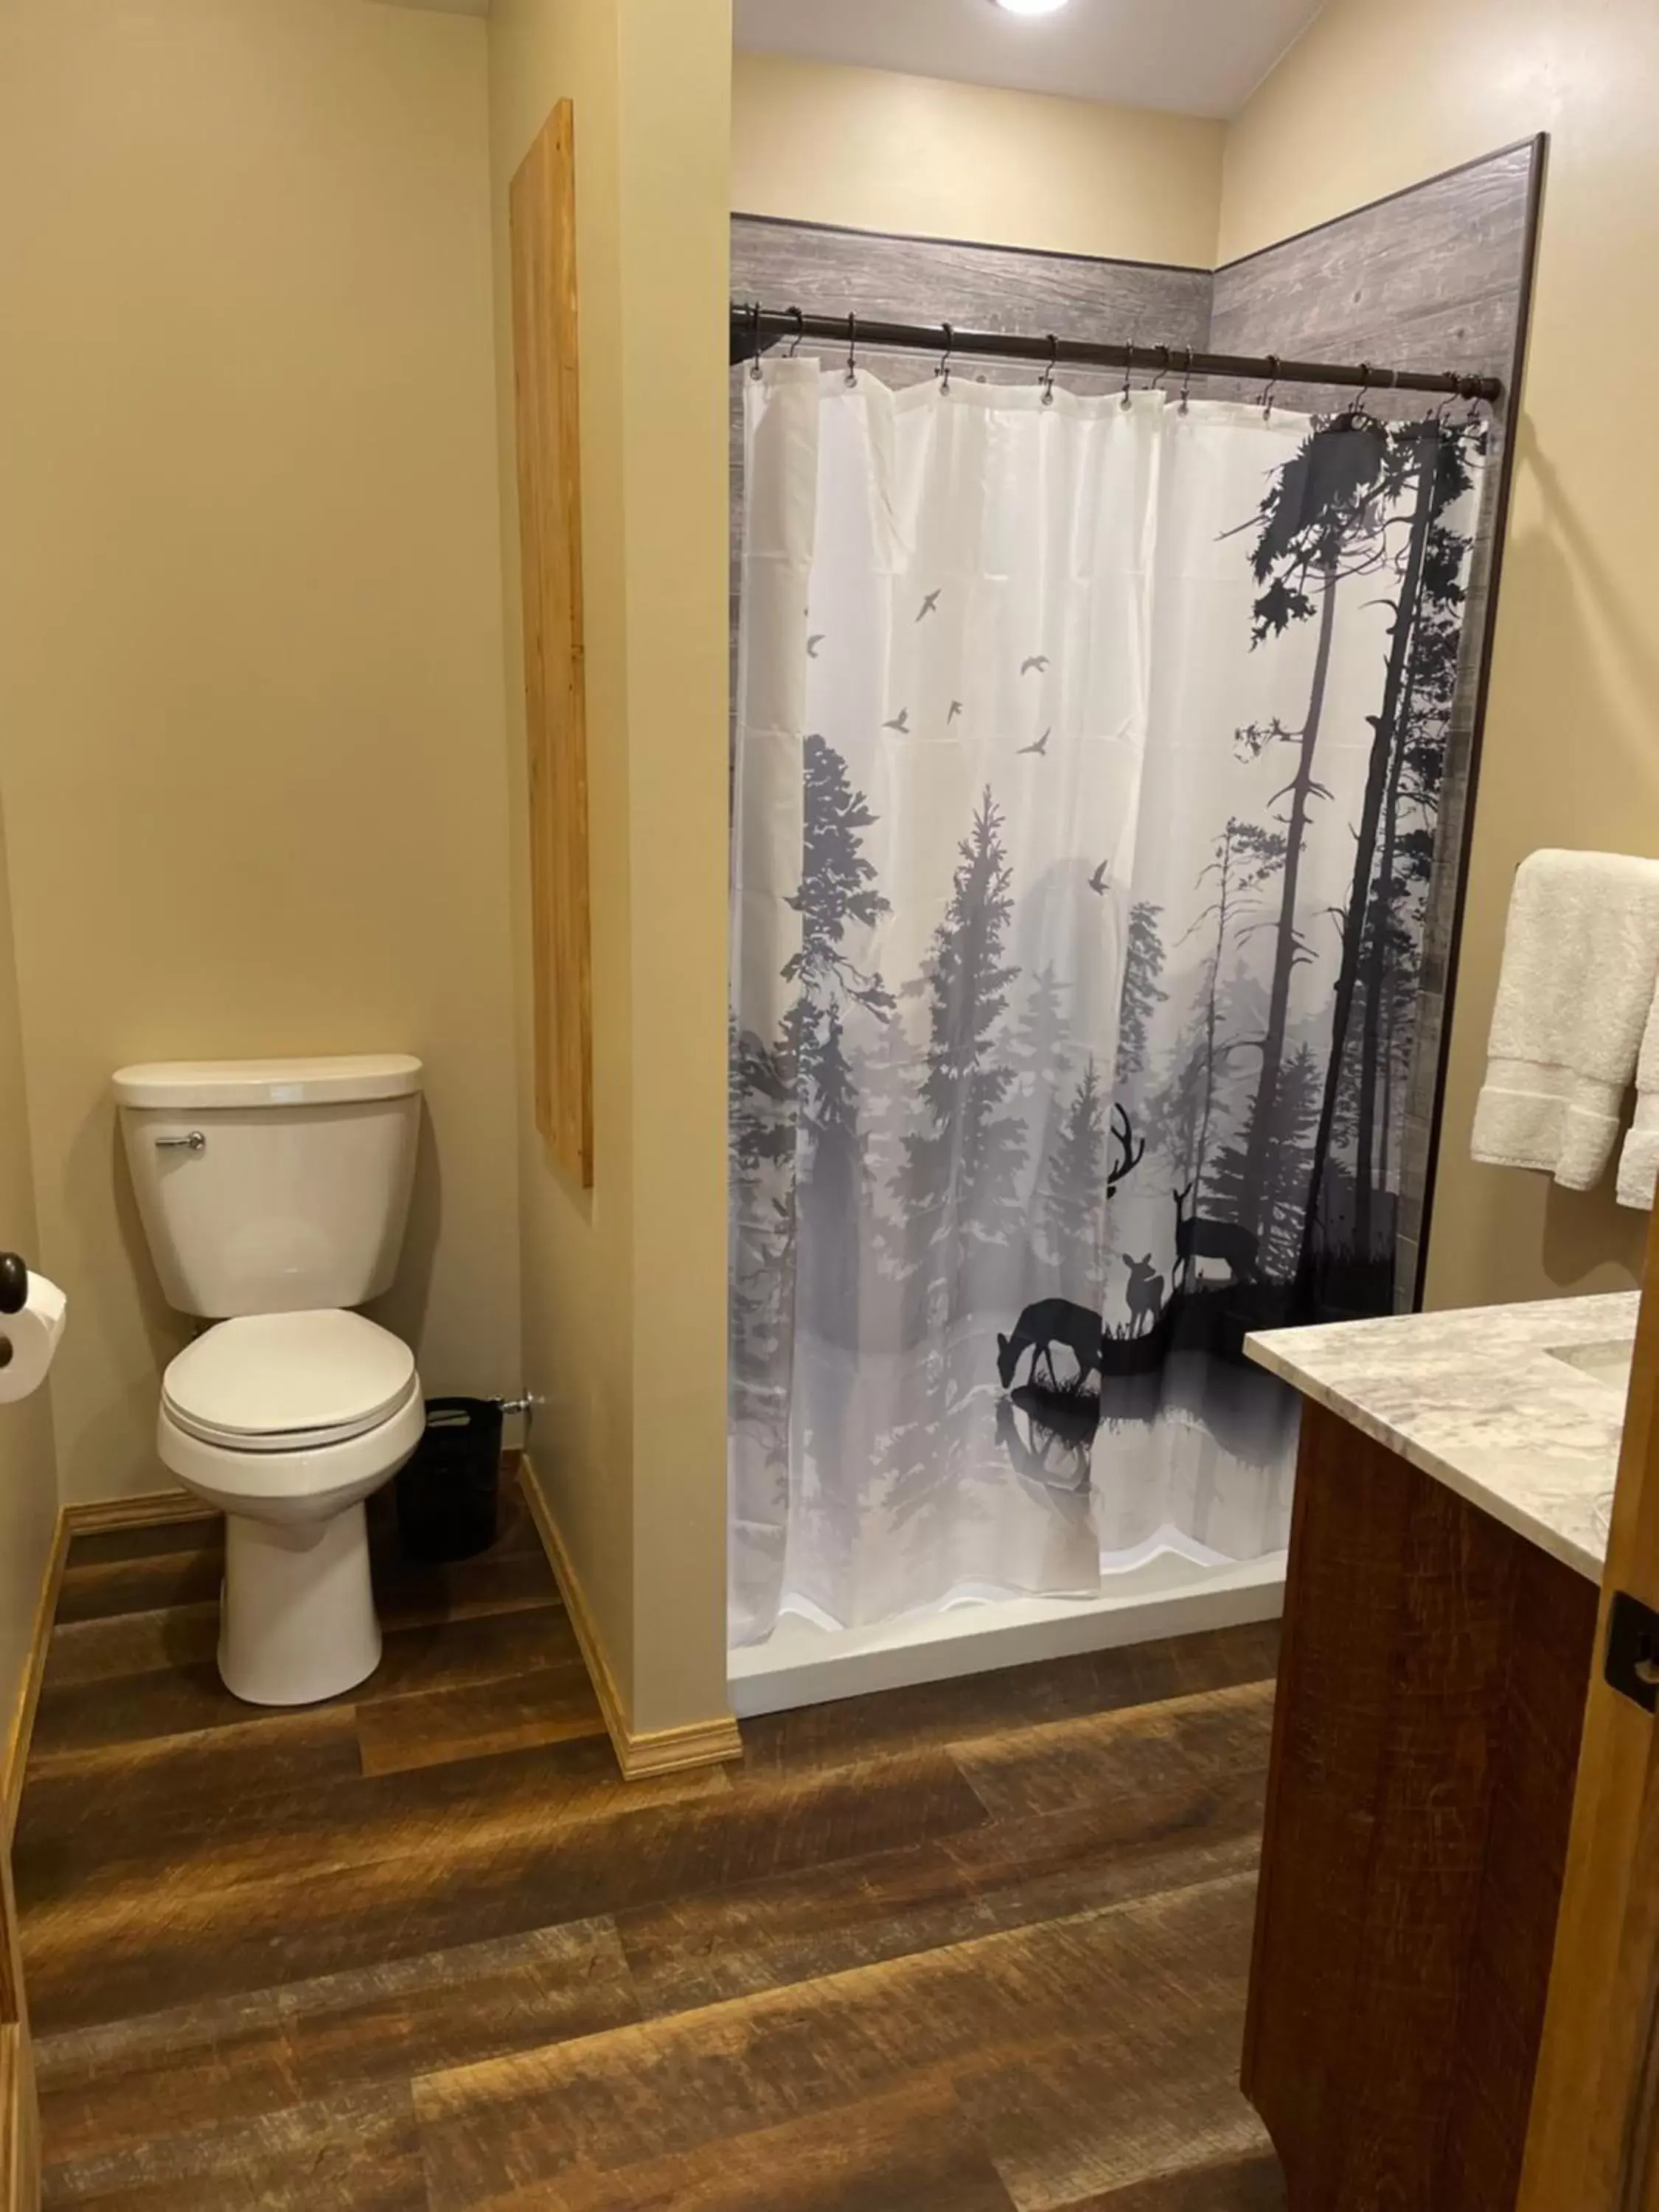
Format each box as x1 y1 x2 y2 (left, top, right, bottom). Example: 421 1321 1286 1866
1018 729 1051 757
947 700 964 723
916 590 942 622
807 633 825 658
883 709 910 734
1020 654 1049 676
1088 860 1110 895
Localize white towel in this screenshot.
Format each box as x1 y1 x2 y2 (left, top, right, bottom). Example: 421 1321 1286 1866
1619 986 1659 1207
1472 848 1659 1191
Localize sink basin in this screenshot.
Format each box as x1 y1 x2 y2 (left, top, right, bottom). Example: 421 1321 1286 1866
1548 1338 1634 1396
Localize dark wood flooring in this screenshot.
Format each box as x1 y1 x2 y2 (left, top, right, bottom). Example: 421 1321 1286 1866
13 1481 1287 2210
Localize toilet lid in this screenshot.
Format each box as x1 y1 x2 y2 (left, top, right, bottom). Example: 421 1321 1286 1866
163 1311 418 1451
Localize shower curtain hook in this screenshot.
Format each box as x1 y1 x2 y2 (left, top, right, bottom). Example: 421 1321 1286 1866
1353 362 1372 423
1149 344 1172 400
1040 334 1057 408
1257 353 1279 420
844 313 858 389
1120 341 1135 411
938 322 954 395
786 306 805 359
748 302 765 383
1179 345 1194 414
1464 375 1487 431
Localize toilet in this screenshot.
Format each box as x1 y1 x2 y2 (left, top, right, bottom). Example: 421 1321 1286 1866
113 1054 426 1706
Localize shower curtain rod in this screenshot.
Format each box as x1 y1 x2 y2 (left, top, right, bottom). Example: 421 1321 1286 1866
731 303 1503 405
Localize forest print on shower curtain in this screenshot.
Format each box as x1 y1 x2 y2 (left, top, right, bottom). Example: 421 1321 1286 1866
729 356 1483 1643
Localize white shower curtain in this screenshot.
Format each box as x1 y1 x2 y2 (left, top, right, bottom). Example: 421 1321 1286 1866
730 358 1481 1645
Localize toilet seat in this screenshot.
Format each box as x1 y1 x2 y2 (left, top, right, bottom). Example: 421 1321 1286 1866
157 1382 425 1516
163 1310 417 1453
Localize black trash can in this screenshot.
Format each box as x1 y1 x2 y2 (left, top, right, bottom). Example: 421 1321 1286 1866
395 1397 503 1562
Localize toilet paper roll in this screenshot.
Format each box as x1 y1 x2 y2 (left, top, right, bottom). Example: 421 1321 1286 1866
0 1273 66 1403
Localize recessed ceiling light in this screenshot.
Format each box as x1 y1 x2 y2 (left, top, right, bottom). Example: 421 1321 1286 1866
992 0 1071 15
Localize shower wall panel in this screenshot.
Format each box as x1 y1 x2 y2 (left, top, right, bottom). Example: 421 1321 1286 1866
1211 139 1540 1304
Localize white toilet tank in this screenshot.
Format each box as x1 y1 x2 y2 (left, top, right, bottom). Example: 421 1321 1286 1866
113 1056 422 1318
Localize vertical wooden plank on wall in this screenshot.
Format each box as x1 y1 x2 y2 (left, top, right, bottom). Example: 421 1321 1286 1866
0 1849 37 2212
1519 1202 1659 2211
509 101 594 1188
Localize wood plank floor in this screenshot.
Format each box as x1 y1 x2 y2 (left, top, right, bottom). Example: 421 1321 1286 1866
13 1484 1287 2210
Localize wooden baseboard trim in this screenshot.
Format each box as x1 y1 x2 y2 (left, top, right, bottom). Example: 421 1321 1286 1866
61 1489 209 1537
17 1477 743 1789
0 2022 37 2212
1 1518 69 1851
516 1458 742 1781
611 1711 748 1778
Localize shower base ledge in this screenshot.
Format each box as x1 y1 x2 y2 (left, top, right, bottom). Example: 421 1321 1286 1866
728 1550 1286 1718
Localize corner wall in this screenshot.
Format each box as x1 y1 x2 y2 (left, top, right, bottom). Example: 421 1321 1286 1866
1221 0 1659 1309
732 50 1223 268
489 0 732 1737
0 0 521 1503
0 802 57 1745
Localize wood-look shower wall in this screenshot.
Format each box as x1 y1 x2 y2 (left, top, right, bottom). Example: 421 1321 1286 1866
1211 139 1540 1303
731 137 1539 1308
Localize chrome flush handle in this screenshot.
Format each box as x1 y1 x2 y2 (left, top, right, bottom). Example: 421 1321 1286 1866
154 1130 206 1153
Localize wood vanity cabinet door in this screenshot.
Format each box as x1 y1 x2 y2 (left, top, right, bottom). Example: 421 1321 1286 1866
1520 1203 1659 2212
1243 1400 1598 2211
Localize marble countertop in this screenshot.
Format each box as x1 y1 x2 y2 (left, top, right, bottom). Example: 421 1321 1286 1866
1246 1292 1639 1583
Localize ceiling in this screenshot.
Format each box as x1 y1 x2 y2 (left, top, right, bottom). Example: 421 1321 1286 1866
731 0 1326 121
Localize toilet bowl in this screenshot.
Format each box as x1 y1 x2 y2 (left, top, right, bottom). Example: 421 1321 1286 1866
158 1308 425 1704
114 1054 425 1708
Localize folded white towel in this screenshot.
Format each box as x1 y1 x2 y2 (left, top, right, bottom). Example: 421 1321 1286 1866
1619 984 1659 1208
1472 848 1659 1192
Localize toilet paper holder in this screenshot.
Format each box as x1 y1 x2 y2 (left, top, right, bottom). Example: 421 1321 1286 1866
0 1251 27 1366
0 1253 66 1398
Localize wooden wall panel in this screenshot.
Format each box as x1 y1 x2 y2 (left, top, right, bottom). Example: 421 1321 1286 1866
1211 139 1541 1309
0 1854 37 2212
510 100 594 1188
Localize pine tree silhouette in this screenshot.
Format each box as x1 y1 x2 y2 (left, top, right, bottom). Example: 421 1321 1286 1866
1041 1057 1107 1297
727 1012 795 1433
1231 419 1391 1238
1150 819 1281 1203
900 787 1027 1323
1208 1040 1319 1278
1008 964 1075 1233
790 737 894 1349
785 733 894 1021
1303 420 1474 1277
799 999 863 1343
1115 902 1167 1091
731 735 893 1410
1009 965 1074 1104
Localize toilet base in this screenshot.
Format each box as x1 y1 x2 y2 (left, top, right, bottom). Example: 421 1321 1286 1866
219 1502 383 1705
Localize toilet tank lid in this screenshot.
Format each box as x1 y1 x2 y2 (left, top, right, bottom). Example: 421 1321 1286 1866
112 1055 423 1109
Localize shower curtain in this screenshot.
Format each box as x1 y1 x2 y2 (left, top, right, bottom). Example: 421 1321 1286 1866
730 355 1482 1644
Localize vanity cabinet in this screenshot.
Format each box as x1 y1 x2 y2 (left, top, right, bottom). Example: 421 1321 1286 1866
1243 1399 1600 2212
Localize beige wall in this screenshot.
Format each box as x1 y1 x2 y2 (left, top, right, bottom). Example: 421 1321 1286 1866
0 0 520 1502
0 799 58 1739
733 50 1222 266
489 0 732 1736
1223 0 1658 1308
